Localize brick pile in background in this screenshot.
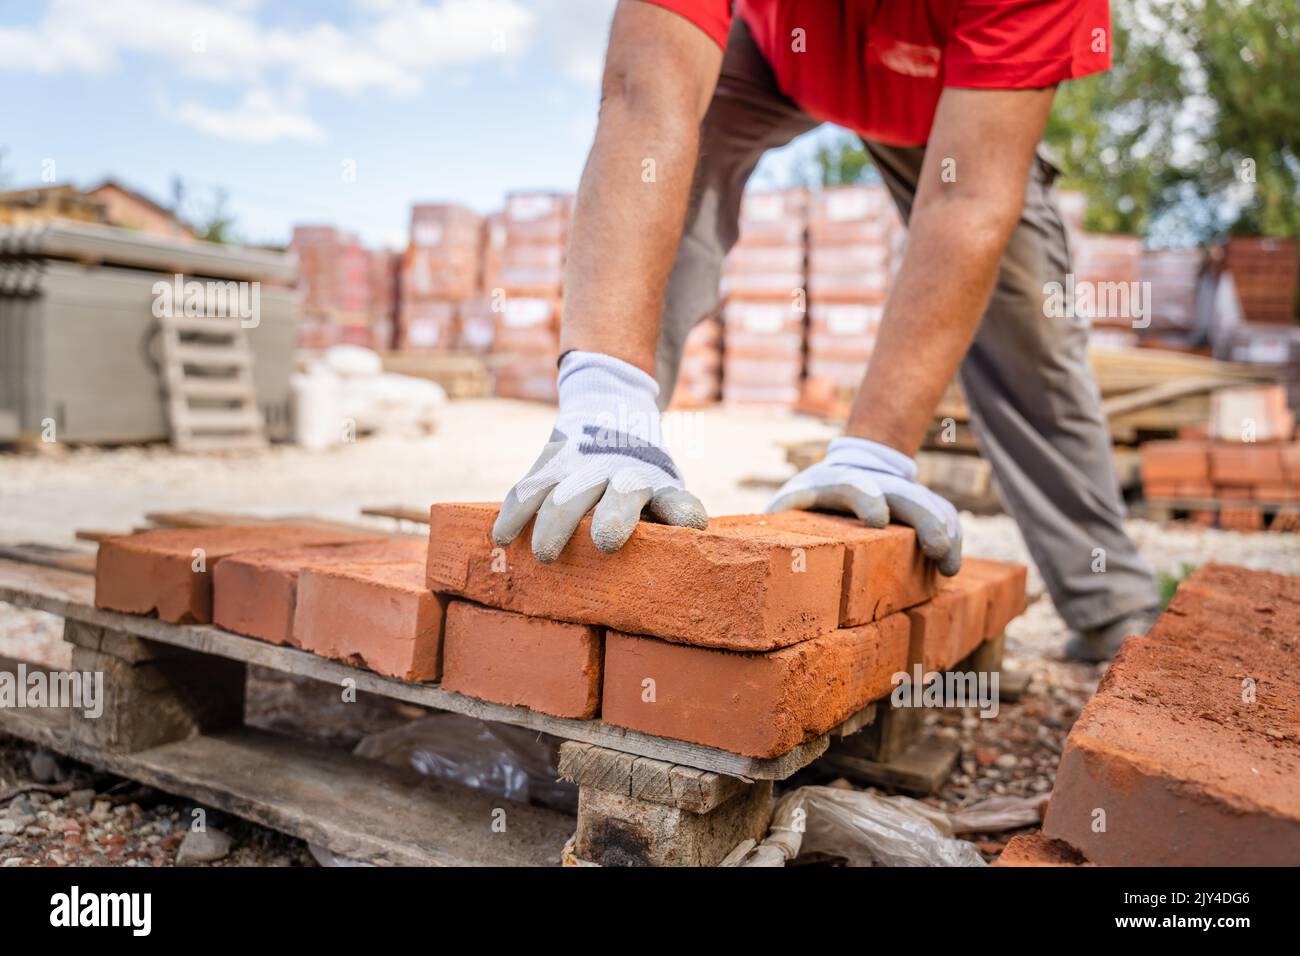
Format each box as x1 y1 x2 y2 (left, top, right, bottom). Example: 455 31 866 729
456 212 508 353
669 312 723 409
1225 236 1298 326
491 191 572 402
1137 247 1204 348
801 185 899 413
1033 564 1300 866
397 203 482 350
720 189 807 408
291 225 397 350
1141 384 1300 530
90 506 1027 758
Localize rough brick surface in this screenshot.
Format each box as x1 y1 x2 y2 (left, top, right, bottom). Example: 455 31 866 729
961 558 1028 640
213 540 426 645
1042 564 1300 866
95 526 381 624
904 600 952 673
441 601 602 718
926 571 990 667
426 502 845 651
1139 440 1208 483
294 560 444 681
600 613 910 758
1209 444 1285 486
994 833 1089 867
712 512 936 624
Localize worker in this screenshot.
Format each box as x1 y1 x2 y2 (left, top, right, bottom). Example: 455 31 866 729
492 0 1160 661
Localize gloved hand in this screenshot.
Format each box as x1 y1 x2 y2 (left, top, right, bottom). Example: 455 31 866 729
767 436 962 575
493 350 707 562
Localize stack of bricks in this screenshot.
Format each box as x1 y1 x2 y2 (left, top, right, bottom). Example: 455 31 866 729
803 185 898 407
456 212 508 353
720 189 808 408
491 191 572 402
291 225 392 350
424 503 1026 758
1225 236 1298 326
669 313 723 409
91 506 1027 763
1005 564 1300 867
1072 232 1143 349
397 203 483 351
1141 384 1300 531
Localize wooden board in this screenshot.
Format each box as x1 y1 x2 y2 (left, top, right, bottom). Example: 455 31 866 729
0 558 833 780
0 658 569 866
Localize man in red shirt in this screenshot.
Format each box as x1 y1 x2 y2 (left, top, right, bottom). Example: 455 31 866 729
493 0 1159 660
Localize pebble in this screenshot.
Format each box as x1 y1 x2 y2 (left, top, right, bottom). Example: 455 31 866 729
176 827 233 866
27 750 65 783
90 801 113 823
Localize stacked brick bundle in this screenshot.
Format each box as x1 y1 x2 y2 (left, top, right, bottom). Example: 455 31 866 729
804 185 899 401
721 189 808 408
291 225 396 350
1137 247 1204 338
397 203 483 350
1141 384 1300 531
457 212 509 354
1029 564 1300 866
491 191 573 402
1072 232 1143 348
669 313 723 408
1225 236 1298 325
92 507 1028 763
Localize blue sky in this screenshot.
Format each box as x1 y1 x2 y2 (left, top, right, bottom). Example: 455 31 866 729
1 0 829 248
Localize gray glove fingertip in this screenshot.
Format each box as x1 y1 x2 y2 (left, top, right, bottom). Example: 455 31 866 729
531 483 607 563
649 487 708 530
591 486 654 553
492 486 551 547
938 540 962 577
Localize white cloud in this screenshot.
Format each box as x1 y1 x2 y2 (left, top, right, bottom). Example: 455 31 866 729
0 0 623 144
171 90 327 144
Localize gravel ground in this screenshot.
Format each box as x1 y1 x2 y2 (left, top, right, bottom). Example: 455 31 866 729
1 398 1296 866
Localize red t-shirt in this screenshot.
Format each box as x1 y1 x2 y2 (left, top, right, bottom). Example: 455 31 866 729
644 0 1111 146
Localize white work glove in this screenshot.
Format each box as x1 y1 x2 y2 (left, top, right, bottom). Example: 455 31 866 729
493 350 707 562
767 436 962 576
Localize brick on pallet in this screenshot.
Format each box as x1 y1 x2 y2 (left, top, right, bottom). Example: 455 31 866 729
1209 444 1285 486
903 565 1005 673
425 502 845 652
1042 564 1300 866
712 512 936 625
959 558 1028 639
1219 507 1264 531
213 539 426 645
1139 440 1208 484
600 613 910 759
94 526 383 625
441 601 602 719
294 560 444 681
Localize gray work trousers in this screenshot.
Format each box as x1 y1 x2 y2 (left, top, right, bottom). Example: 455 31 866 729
655 18 1159 631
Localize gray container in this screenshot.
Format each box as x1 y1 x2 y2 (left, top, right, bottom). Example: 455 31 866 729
0 222 300 443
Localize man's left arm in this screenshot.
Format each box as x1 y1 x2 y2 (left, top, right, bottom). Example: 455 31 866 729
846 86 1057 454
768 87 1056 574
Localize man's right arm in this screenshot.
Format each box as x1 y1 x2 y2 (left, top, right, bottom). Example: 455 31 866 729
558 0 724 375
493 0 724 562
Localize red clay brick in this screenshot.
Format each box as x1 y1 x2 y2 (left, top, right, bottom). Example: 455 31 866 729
1139 440 1208 484
213 540 426 645
426 502 845 652
1215 485 1253 500
1282 443 1300 482
712 512 936 624
1254 483 1295 502
994 833 1089 867
1209 443 1285 486
1042 565 1300 866
905 600 952 672
961 558 1028 639
929 571 990 667
294 560 444 681
441 602 602 719
95 526 381 624
1176 480 1215 498
1142 480 1178 498
1219 506 1264 531
601 613 911 758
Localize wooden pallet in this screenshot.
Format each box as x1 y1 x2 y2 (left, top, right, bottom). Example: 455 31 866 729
158 314 266 452
0 554 882 866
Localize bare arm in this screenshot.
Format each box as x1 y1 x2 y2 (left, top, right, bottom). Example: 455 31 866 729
558 0 724 375
846 86 1057 454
